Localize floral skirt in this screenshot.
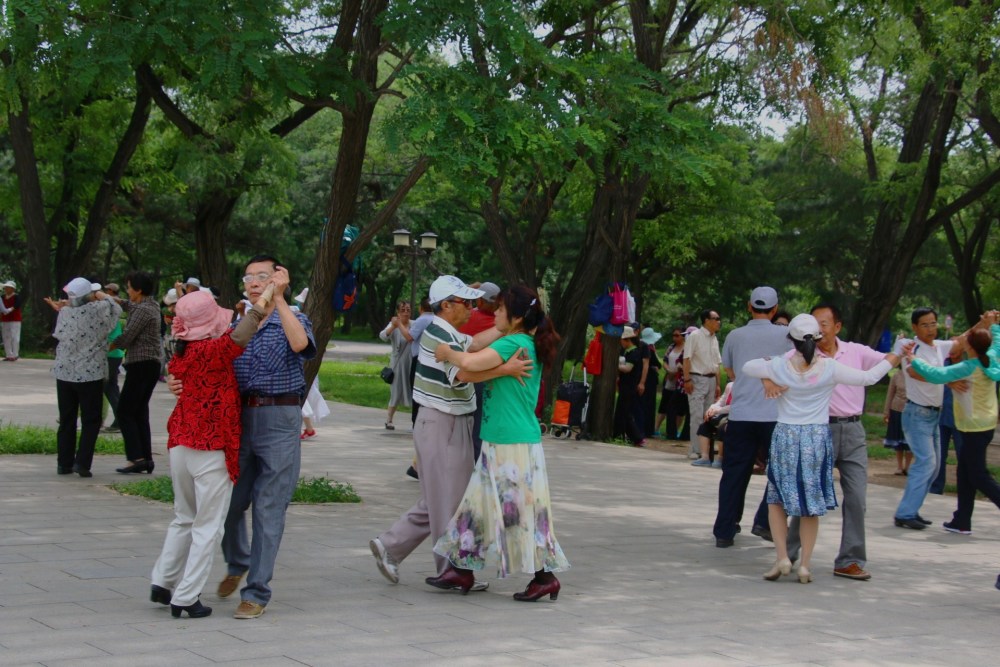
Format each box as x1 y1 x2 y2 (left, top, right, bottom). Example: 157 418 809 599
433 440 570 578
766 422 838 517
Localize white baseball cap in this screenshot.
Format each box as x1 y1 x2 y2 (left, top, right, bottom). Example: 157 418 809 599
428 276 484 305
163 288 179 305
788 313 821 341
1 280 15 290
64 277 94 300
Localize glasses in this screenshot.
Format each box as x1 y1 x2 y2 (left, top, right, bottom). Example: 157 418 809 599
447 298 473 308
242 273 272 284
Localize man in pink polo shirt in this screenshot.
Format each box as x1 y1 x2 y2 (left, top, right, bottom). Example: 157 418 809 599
784 303 890 581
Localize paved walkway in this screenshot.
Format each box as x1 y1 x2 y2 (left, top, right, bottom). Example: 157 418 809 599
1 358 999 666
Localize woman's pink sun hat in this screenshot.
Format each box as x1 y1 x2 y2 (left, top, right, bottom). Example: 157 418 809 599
171 291 234 341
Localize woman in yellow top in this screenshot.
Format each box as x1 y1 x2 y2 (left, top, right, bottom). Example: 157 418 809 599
906 314 1000 535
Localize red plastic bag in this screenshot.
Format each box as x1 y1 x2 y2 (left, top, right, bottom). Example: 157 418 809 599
583 334 603 375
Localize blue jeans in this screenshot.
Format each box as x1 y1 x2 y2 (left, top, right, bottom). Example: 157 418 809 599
896 403 941 520
222 405 301 605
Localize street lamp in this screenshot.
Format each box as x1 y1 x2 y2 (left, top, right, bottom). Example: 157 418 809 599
392 228 438 308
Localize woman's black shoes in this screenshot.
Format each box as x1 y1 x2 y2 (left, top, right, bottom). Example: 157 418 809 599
170 600 212 618
150 585 172 606
116 460 154 474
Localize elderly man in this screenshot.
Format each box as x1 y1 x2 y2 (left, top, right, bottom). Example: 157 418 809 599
1 280 22 361
683 309 723 459
370 275 530 593
712 287 791 548
211 256 316 619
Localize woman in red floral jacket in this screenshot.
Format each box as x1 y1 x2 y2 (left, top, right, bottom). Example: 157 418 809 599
150 284 273 619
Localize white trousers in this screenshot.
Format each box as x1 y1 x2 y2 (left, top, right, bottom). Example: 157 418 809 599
151 446 232 606
2 321 20 359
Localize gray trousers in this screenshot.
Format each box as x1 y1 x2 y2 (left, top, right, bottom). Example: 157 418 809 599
787 420 867 568
687 375 716 455
379 407 474 576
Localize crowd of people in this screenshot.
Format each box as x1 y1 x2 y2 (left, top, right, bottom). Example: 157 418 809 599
8 264 1000 618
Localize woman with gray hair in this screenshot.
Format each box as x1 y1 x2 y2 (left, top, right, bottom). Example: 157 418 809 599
48 278 122 477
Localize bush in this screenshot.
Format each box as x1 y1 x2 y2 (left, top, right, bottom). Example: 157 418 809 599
111 475 361 504
0 423 121 455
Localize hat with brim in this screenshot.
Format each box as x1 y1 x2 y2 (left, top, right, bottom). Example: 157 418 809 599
185 277 201 287
1 280 15 290
171 291 233 341
63 277 94 300
428 275 485 305
163 288 179 306
640 327 662 345
103 282 119 293
621 325 637 339
478 282 501 303
788 313 821 341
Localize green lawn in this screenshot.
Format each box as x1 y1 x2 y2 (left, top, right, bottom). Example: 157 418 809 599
0 423 122 455
111 475 361 503
316 358 407 412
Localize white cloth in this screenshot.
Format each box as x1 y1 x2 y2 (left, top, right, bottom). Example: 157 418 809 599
151 446 233 607
896 338 955 407
742 356 892 424
301 377 330 421
1 321 20 358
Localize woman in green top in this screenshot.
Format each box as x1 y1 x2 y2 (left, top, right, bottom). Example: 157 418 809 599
906 314 1000 535
432 284 570 601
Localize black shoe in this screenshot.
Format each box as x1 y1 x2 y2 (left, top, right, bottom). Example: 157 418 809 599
894 517 927 530
995 574 1000 591
915 514 932 525
116 460 153 474
171 600 212 618
751 525 773 542
72 466 93 478
406 465 419 480
150 585 172 605
57 466 73 475
715 537 734 548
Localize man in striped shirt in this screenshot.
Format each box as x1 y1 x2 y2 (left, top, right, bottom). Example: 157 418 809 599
370 276 531 592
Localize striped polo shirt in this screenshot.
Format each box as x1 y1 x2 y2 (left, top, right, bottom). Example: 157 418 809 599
412 316 475 415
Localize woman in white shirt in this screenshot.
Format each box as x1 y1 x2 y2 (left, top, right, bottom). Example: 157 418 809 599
743 314 898 583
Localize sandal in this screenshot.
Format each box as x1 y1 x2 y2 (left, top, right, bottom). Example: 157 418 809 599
384 422 395 430
300 429 316 440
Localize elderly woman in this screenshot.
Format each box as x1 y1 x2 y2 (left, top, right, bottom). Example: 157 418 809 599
379 301 413 430
743 314 898 584
50 278 122 477
114 271 164 474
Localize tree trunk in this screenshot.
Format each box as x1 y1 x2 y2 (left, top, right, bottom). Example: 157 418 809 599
193 191 241 305
942 210 993 325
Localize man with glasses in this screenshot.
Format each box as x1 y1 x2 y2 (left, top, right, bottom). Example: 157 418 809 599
893 307 956 530
211 255 316 619
683 309 723 460
712 287 791 548
370 275 531 593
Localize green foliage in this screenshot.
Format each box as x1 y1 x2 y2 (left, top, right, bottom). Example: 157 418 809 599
0 423 121 455
111 475 361 504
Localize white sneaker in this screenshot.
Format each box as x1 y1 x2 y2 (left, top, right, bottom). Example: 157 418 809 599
369 537 399 584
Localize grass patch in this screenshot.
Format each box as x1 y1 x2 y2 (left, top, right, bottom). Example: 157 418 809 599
316 358 409 412
111 475 362 504
0 423 121 455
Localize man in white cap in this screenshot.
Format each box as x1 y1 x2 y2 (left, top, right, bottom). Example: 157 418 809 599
183 277 201 295
1 280 22 361
370 275 531 593
712 286 791 548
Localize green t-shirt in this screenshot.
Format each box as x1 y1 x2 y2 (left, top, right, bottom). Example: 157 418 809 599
480 332 542 444
107 321 125 359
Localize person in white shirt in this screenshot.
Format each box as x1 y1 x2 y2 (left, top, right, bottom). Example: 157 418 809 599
742 314 898 584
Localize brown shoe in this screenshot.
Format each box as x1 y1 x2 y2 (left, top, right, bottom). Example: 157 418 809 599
217 572 247 598
833 563 871 580
233 600 266 619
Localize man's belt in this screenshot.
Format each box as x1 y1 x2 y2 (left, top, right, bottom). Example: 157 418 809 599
906 400 941 412
691 372 716 377
829 415 860 424
242 393 301 408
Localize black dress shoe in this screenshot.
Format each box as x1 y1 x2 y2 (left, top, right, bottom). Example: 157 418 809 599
894 517 927 530
150 585 172 605
72 466 93 478
171 600 212 618
915 514 932 525
715 537 734 548
751 524 773 541
116 460 153 474
57 466 73 475
406 465 419 480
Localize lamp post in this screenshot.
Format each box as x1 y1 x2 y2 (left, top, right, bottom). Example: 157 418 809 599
392 228 438 308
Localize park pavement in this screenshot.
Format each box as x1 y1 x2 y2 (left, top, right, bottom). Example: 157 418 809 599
1 356 999 667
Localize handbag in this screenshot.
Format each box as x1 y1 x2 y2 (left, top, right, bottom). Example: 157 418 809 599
380 366 395 384
588 291 613 326
610 283 630 325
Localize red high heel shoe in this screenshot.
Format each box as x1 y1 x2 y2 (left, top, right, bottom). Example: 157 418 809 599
513 576 560 602
425 567 473 594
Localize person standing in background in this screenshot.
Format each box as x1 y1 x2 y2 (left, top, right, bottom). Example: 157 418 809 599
1 280 22 361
